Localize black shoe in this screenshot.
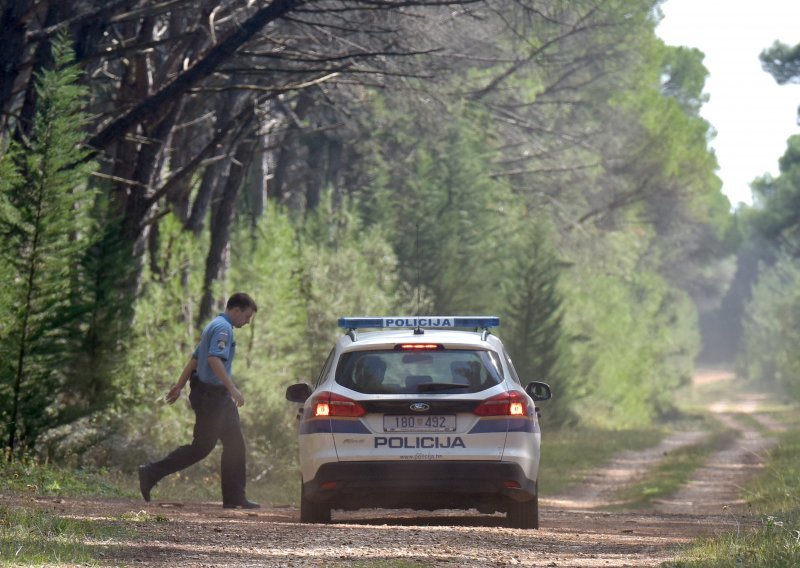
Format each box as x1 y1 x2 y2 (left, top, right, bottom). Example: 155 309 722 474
223 499 260 509
138 465 156 502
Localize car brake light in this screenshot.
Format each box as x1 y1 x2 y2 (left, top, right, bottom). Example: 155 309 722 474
397 343 442 350
474 391 530 417
311 392 366 418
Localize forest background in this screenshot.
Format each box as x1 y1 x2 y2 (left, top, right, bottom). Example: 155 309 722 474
1 0 799 491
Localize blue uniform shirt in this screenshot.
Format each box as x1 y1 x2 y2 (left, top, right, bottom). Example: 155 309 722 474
193 313 236 386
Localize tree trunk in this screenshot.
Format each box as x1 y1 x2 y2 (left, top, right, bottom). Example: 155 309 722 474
198 138 254 324
305 132 326 213
0 0 44 140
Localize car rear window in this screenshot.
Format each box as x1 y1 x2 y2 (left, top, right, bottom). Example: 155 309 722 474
335 349 503 394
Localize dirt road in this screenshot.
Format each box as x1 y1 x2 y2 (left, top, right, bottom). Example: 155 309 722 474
7 370 782 566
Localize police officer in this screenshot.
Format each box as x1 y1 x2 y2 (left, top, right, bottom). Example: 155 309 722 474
138 292 260 509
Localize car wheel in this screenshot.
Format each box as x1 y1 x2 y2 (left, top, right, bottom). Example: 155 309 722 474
300 484 331 524
507 492 539 529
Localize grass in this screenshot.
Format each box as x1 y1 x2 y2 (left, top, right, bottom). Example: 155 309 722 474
0 506 102 565
664 413 800 567
734 411 771 434
0 459 170 565
612 427 737 509
0 504 138 566
539 427 664 496
539 408 728 504
143 462 300 506
0 458 130 499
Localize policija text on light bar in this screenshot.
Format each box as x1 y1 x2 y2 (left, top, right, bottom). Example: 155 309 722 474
337 316 500 329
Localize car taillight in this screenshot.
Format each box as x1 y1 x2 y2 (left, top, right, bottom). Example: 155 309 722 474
474 391 530 417
310 391 366 418
396 343 443 350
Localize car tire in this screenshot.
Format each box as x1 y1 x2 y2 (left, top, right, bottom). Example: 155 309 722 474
507 492 539 529
300 485 331 524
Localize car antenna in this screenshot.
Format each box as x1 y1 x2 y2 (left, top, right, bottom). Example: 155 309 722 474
414 222 424 335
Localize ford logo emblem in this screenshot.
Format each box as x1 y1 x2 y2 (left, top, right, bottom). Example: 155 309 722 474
410 403 430 412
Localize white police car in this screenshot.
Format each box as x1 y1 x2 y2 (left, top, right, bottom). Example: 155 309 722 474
285 316 552 528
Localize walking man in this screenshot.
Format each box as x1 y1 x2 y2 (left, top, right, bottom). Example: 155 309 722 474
138 292 260 509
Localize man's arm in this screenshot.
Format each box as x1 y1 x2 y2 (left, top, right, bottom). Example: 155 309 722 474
166 356 197 404
207 356 245 407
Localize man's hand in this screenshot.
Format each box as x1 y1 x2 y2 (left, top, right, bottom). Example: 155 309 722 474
166 356 196 405
230 387 245 407
207 355 244 407
165 384 183 405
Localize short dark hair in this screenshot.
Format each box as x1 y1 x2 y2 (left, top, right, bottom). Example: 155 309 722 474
226 292 258 312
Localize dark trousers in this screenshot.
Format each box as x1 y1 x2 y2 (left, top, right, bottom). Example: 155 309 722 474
147 379 247 504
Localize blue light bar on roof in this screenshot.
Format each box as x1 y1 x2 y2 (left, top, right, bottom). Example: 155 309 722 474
338 316 500 330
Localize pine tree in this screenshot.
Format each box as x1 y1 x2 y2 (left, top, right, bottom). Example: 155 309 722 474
0 34 97 457
501 224 572 423
387 107 509 313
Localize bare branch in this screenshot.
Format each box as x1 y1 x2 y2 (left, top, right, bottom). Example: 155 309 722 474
88 0 305 151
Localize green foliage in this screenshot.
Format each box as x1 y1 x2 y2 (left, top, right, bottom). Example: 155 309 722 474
499 222 572 422
300 192 411 362
0 149 21 351
748 421 800 514
750 135 800 250
0 0 738 475
738 253 800 400
760 40 800 86
234 198 407 491
228 206 316 487
0 34 98 456
65 201 409 497
739 135 800 404
667 419 800 568
561 227 698 427
96 213 206 468
668 515 800 568
660 46 710 115
0 458 126 498
353 57 715 427
608 38 732 305
366 104 514 313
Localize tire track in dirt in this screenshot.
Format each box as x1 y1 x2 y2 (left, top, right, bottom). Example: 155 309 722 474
540 430 708 510
652 400 780 516
543 370 781 516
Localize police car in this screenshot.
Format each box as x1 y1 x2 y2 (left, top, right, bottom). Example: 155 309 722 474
285 316 552 528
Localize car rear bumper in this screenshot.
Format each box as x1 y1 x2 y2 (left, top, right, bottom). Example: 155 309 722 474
303 461 537 511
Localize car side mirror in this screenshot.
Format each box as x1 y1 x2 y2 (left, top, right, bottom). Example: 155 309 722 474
525 381 552 401
286 383 313 403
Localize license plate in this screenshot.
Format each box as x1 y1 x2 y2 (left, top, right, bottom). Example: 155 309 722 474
383 415 455 432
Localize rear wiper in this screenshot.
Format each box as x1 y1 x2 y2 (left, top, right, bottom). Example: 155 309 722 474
417 383 470 392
